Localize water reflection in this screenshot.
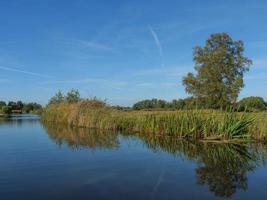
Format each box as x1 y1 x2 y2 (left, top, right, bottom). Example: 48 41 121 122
0 114 40 126
43 123 267 198
137 134 267 198
43 123 119 150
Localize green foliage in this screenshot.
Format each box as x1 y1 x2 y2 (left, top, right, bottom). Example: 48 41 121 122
218 112 254 139
66 89 80 103
0 101 6 110
0 100 42 114
238 96 267 112
132 97 203 110
133 99 170 110
1 106 12 115
183 33 252 109
48 90 65 104
48 89 80 104
23 102 42 113
42 101 264 141
16 101 24 110
8 101 17 109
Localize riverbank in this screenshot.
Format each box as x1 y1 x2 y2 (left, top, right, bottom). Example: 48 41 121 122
0 114 7 118
42 101 267 141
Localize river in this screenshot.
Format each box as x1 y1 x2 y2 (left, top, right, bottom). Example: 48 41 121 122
0 115 267 199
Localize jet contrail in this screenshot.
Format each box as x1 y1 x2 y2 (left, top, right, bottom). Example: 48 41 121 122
149 26 165 68
0 66 53 78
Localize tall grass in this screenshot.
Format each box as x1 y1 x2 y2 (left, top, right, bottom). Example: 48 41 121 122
42 100 267 141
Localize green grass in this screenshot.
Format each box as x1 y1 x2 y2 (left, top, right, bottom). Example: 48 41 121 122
41 100 267 141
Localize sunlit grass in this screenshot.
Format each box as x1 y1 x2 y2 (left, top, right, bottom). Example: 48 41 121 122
42 100 267 141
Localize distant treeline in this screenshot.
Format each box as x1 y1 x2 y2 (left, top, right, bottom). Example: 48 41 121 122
133 96 267 112
0 100 42 115
48 89 267 112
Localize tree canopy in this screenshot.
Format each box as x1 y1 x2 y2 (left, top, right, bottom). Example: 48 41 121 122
238 96 267 112
0 101 42 115
183 33 252 109
48 89 81 104
132 98 199 110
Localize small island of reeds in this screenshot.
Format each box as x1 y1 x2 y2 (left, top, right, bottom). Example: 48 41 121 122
42 98 267 142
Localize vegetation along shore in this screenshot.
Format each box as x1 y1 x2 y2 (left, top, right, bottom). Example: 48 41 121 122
0 100 42 117
42 33 267 142
42 99 267 141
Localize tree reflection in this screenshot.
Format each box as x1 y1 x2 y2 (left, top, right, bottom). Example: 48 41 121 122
137 134 264 198
195 143 253 197
42 123 266 198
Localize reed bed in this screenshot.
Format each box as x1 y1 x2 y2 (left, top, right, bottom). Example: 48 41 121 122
42 100 267 141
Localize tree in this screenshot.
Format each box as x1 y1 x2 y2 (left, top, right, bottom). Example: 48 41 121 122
183 33 252 109
66 89 80 103
23 102 42 113
171 99 185 109
48 90 65 104
0 101 6 110
238 96 267 112
16 101 24 110
8 101 17 110
1 106 12 115
132 99 169 110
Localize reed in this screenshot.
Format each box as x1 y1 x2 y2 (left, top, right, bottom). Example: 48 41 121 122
42 100 267 141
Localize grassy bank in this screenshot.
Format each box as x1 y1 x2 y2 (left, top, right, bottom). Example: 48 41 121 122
0 113 9 118
42 100 267 141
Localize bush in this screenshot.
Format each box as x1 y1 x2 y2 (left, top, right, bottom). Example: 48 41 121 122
0 101 6 110
1 106 12 115
66 89 80 103
238 97 267 112
48 89 81 104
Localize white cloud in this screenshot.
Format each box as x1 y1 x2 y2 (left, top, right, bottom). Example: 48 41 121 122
0 66 53 78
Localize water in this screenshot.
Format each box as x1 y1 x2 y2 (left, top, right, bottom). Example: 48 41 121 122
1 115 267 200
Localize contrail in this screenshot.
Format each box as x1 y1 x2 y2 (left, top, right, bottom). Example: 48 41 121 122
0 65 53 78
153 169 165 192
149 26 165 68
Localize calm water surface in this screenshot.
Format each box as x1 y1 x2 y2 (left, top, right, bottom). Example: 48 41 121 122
1 115 267 199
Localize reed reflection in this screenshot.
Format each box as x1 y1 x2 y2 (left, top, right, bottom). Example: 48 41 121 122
43 123 120 150
43 123 267 198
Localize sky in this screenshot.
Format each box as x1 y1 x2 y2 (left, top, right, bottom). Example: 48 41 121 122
0 0 267 106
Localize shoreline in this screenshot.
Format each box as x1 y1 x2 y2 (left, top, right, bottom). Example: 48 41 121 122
41 101 267 142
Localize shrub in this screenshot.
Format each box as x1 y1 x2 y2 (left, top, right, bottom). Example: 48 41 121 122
1 106 12 115
238 97 267 112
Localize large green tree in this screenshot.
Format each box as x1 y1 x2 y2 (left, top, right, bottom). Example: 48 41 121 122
183 33 252 109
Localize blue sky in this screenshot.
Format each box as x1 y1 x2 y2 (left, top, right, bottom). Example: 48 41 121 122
0 0 267 106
